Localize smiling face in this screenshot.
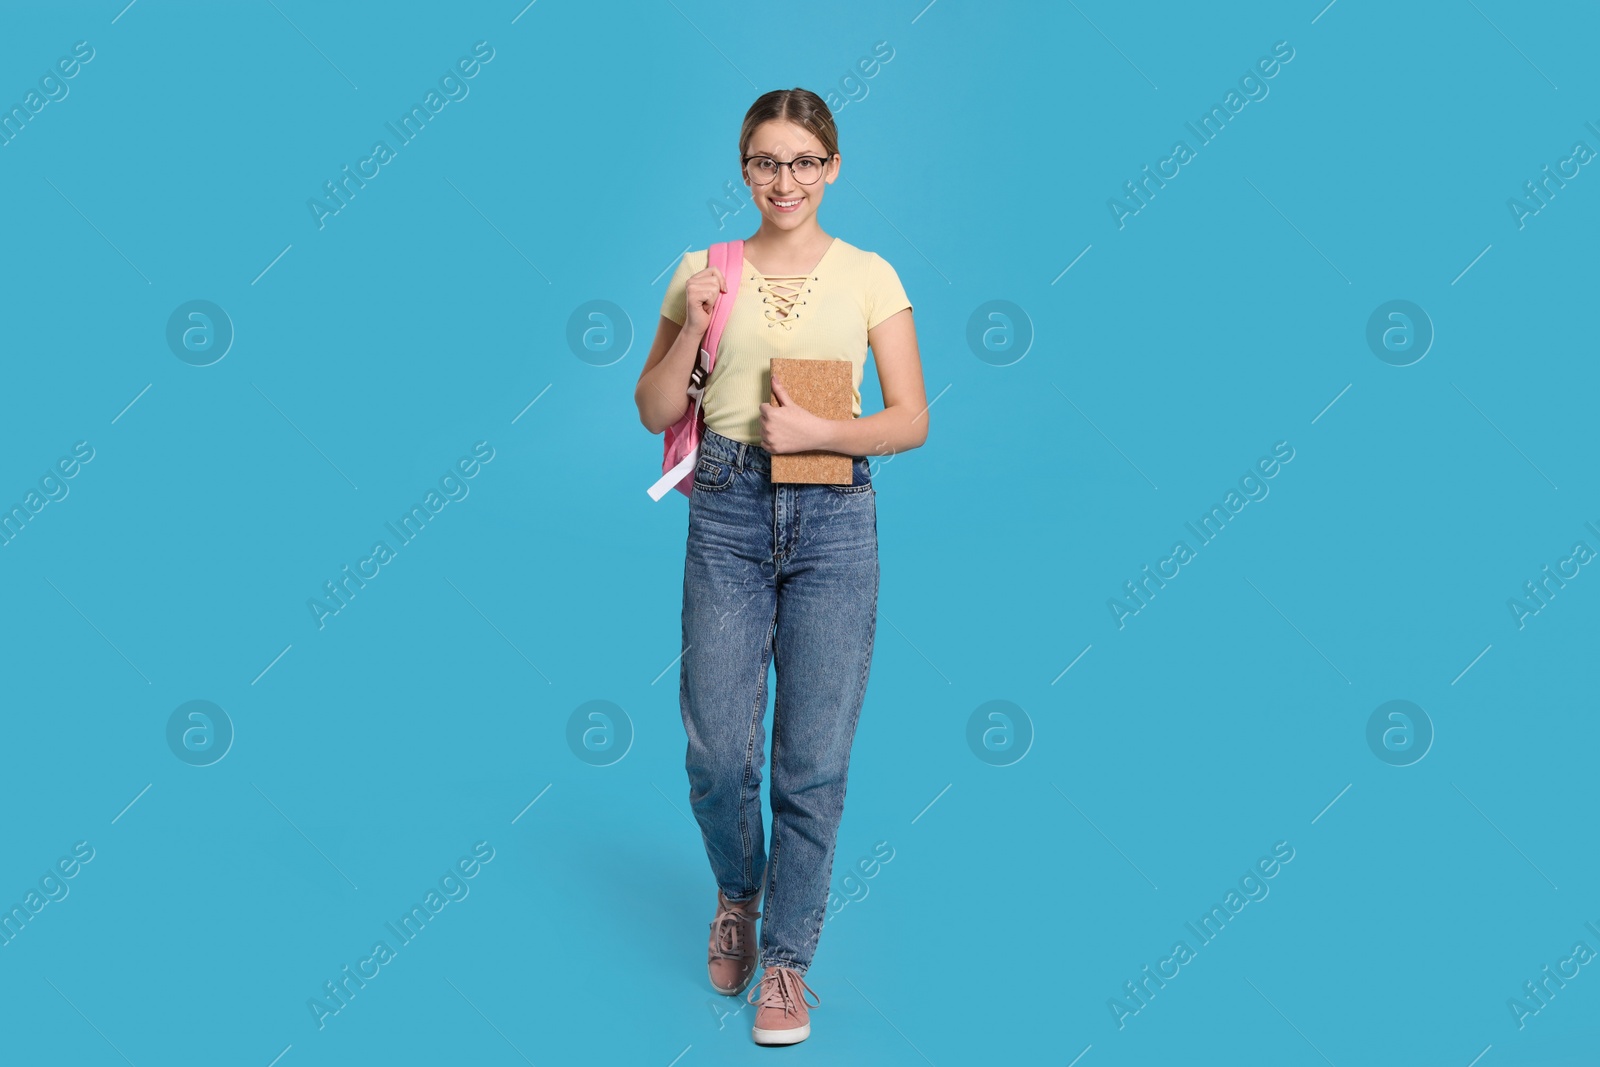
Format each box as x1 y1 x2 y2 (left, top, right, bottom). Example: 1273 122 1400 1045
742 118 839 231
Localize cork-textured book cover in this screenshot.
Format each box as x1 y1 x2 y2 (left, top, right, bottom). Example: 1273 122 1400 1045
768 357 854 485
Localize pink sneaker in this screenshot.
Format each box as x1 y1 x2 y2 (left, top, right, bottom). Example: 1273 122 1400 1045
747 965 820 1045
707 888 762 996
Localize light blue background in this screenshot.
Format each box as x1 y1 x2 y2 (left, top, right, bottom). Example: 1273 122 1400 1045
2 1 1597 1063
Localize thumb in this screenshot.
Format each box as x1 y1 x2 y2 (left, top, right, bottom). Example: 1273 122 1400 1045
771 373 789 403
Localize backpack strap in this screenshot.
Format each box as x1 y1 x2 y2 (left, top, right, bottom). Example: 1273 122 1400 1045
645 241 744 501
696 240 743 388
681 240 743 421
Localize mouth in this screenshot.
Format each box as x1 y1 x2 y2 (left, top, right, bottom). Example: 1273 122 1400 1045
769 196 804 213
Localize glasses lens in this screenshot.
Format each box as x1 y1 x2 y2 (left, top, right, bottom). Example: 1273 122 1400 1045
748 157 778 185
793 157 823 184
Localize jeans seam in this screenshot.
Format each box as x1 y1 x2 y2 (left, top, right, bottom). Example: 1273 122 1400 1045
694 458 734 492
740 602 778 892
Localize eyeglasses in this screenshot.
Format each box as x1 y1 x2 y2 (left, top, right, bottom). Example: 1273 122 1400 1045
742 154 834 186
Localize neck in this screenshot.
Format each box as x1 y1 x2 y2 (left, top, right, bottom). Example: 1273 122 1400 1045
743 222 832 273
747 221 829 252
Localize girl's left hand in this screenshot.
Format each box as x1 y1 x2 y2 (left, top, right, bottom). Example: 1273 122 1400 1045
759 373 828 454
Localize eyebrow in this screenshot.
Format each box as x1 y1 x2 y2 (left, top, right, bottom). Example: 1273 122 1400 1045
747 151 827 158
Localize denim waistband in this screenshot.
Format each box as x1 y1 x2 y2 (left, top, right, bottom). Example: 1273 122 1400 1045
699 427 774 474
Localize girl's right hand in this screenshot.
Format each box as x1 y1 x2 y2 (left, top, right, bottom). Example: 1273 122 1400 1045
683 265 727 336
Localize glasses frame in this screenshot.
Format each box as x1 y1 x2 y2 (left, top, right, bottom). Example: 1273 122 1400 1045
741 153 837 186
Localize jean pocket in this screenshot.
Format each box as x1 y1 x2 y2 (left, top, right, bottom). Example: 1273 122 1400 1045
693 456 734 492
825 457 873 494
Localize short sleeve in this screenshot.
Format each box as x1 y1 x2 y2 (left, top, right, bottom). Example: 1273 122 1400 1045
659 251 701 326
866 253 913 330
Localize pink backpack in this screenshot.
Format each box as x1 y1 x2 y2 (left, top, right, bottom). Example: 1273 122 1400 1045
648 240 743 501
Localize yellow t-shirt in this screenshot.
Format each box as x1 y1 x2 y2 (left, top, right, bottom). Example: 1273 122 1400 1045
658 236 912 446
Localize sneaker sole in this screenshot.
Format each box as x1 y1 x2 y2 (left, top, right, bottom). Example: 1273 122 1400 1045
752 1022 810 1045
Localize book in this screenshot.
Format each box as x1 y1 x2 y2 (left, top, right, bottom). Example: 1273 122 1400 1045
768 357 854 485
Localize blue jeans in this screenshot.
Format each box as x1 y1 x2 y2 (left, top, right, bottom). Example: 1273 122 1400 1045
679 426 879 976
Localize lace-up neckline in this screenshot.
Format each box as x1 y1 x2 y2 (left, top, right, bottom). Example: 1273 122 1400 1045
758 276 807 327
745 237 838 332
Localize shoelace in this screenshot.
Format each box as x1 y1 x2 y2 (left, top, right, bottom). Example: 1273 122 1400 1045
759 277 807 328
746 965 821 1016
709 900 760 960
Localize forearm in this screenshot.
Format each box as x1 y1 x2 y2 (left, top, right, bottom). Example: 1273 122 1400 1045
635 328 702 434
817 403 928 457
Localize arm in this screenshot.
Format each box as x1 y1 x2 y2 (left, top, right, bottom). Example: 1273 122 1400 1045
817 308 929 457
633 315 700 435
636 259 726 434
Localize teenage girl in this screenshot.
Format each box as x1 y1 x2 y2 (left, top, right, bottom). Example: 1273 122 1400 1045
634 88 928 1046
